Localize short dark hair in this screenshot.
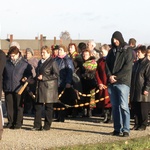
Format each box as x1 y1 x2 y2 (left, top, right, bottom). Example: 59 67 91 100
136 45 147 54
78 42 86 52
8 46 20 55
147 45 150 49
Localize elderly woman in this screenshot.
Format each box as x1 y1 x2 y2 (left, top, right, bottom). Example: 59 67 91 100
3 46 32 129
130 45 150 131
32 46 59 131
23 47 39 114
96 44 112 123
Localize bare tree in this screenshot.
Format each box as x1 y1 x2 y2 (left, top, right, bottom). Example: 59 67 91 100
59 31 71 41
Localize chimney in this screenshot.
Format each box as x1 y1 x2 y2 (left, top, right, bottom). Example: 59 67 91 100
60 38 63 44
40 34 43 47
35 36 38 40
10 34 13 43
70 39 72 43
43 36 46 41
54 37 56 44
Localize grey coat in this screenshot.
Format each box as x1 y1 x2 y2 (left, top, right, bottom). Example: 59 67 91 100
130 57 150 102
36 56 59 103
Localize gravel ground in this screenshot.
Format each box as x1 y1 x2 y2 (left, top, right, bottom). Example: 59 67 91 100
1 100 150 150
0 115 150 150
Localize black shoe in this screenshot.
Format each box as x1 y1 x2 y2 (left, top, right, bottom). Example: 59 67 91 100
13 126 21 129
43 126 50 131
4 123 13 128
9 125 15 129
131 125 139 130
43 128 50 131
103 114 108 123
54 118 65 122
112 130 122 136
103 119 112 124
31 127 42 131
136 126 146 131
123 132 129 137
54 119 60 122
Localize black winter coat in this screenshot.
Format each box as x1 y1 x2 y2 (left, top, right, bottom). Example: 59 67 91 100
130 57 150 102
55 55 74 88
36 57 59 103
106 45 133 87
3 56 32 93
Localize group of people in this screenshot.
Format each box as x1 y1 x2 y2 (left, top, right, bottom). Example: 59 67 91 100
0 31 150 140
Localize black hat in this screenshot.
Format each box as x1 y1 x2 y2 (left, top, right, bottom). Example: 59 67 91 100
51 45 59 50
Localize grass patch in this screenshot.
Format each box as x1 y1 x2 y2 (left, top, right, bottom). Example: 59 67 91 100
50 135 150 150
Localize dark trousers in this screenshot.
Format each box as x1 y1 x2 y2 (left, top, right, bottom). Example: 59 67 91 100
34 103 53 130
131 102 150 128
24 91 35 114
5 92 23 127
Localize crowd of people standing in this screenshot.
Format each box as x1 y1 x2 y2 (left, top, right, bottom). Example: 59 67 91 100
0 31 150 140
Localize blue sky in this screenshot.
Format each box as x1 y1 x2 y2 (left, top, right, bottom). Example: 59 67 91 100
0 0 150 45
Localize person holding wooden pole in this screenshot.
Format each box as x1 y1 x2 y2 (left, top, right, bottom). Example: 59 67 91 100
3 46 32 129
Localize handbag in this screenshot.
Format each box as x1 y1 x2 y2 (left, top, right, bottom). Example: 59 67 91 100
72 72 80 83
72 67 80 83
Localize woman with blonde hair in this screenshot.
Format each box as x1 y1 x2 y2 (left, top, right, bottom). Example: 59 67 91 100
32 45 59 131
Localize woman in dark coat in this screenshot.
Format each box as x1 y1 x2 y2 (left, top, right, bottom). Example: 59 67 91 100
130 45 150 131
3 46 32 129
32 46 59 131
96 44 112 123
67 43 83 117
54 45 75 122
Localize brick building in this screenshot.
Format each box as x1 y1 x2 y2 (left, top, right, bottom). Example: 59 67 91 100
0 34 101 58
